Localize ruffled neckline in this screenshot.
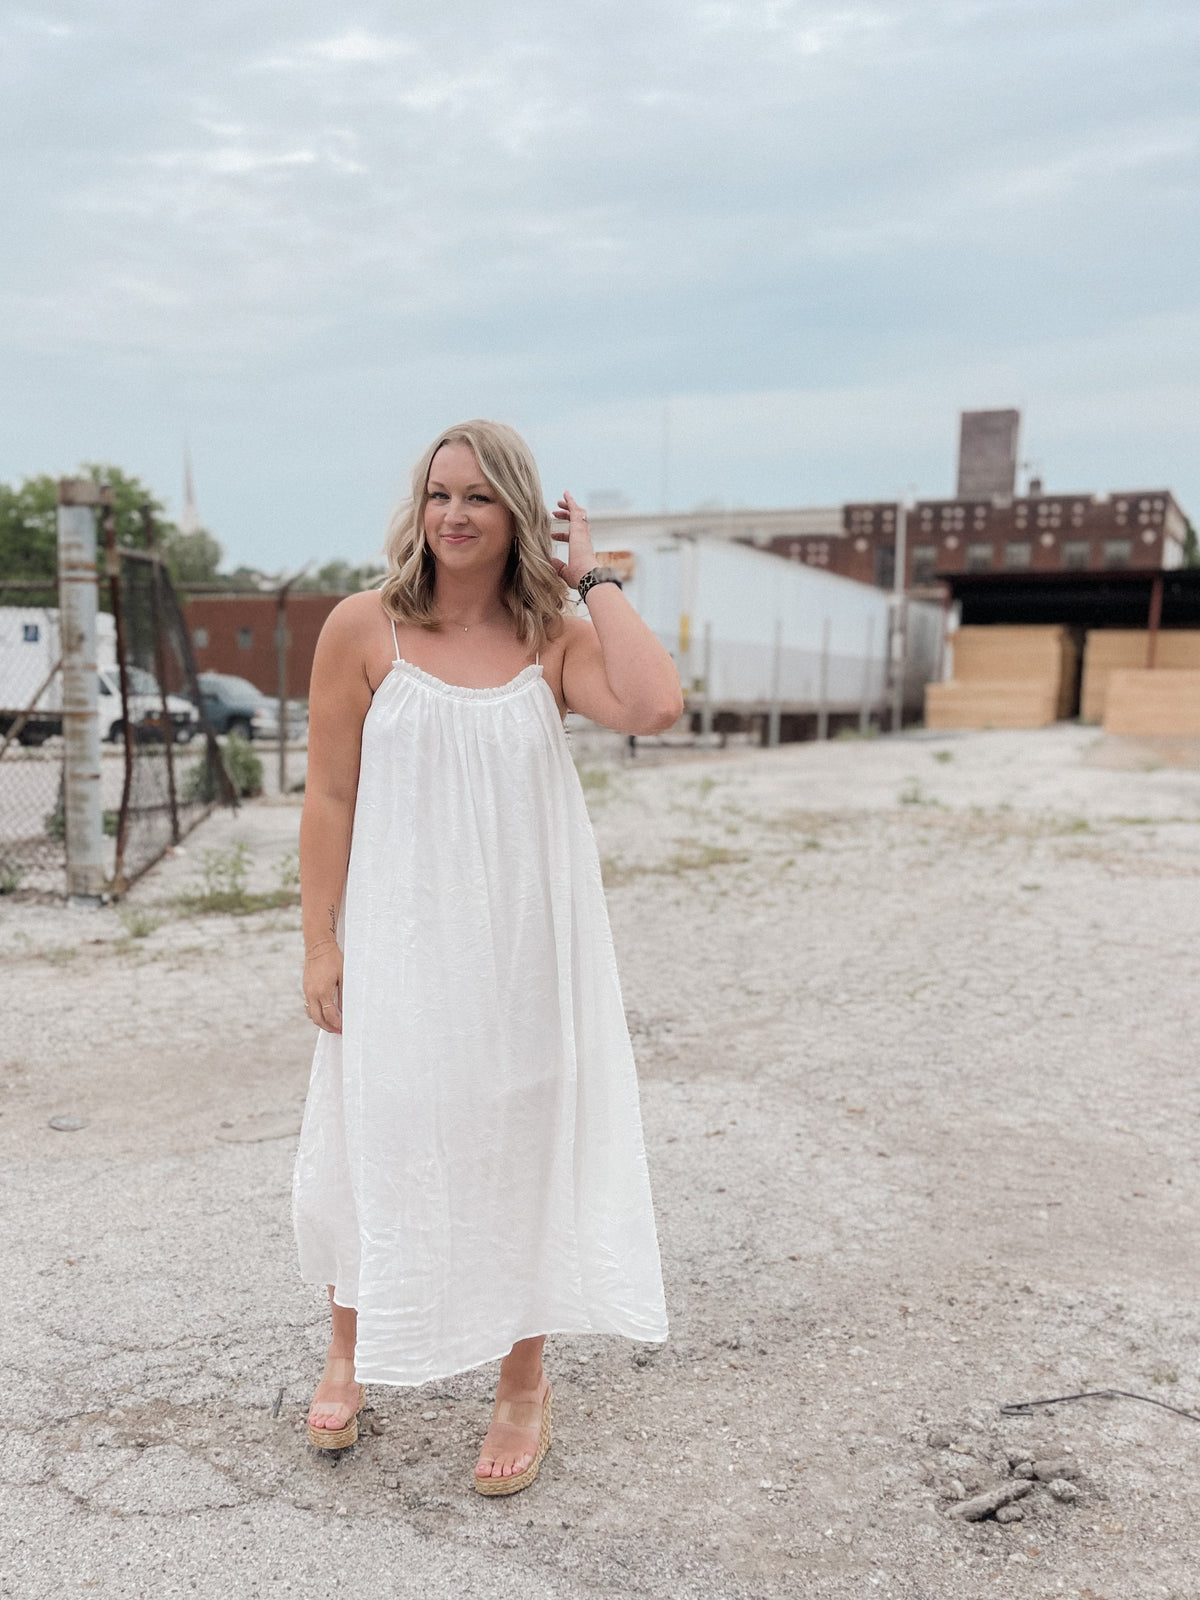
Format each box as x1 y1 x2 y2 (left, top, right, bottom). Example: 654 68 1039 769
385 657 544 701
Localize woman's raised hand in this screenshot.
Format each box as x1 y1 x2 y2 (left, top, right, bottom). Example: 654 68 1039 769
303 945 344 1035
551 490 598 591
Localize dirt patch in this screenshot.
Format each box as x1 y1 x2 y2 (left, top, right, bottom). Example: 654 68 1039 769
3 727 1199 1598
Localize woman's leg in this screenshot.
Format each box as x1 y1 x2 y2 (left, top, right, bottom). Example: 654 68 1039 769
308 1285 362 1431
475 1334 550 1480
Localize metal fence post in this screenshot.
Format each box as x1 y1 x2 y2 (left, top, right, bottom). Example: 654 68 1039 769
103 498 136 891
700 620 713 746
57 479 107 901
144 508 180 844
767 617 782 748
859 614 875 734
276 586 289 798
816 617 831 741
890 493 909 734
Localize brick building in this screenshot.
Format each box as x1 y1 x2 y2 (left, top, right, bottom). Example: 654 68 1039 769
183 593 344 699
753 490 1191 595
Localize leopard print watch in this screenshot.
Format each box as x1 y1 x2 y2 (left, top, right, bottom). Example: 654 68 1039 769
577 566 623 603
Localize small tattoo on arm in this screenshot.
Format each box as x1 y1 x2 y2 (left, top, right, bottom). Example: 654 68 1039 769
327 904 336 936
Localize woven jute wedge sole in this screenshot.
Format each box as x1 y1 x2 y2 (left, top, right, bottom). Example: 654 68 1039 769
306 1382 366 1451
474 1386 553 1497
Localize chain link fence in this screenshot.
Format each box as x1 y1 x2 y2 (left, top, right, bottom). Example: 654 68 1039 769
0 512 236 898
0 580 69 894
104 528 235 888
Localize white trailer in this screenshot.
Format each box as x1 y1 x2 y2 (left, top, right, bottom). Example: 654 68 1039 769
592 538 942 733
0 607 115 717
0 607 197 746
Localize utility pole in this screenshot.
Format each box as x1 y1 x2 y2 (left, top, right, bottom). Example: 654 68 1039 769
57 478 109 901
890 490 912 734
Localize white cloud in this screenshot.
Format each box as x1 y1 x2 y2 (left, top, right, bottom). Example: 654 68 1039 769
1 0 1198 561
256 28 413 71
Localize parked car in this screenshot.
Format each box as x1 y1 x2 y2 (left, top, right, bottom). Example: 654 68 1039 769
193 672 268 739
100 665 199 744
251 696 309 744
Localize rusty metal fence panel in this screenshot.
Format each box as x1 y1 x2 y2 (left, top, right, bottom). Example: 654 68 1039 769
0 521 236 898
102 511 237 891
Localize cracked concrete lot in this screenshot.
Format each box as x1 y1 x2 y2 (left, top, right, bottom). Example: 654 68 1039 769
2 724 1199 1598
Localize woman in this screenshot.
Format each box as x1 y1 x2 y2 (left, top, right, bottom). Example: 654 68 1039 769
292 420 680 1495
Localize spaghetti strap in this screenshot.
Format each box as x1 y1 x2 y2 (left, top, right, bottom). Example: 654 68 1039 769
535 649 540 667
389 616 400 661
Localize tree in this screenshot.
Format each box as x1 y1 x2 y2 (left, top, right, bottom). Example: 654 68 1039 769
0 474 59 602
294 558 384 593
0 463 224 594
1184 517 1199 568
161 525 224 586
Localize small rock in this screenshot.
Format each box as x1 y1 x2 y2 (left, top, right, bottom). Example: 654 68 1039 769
421 1410 437 1421
1005 1449 1030 1467
49 1115 87 1132
945 1479 1032 1522
1012 1460 1035 1478
1047 1478 1079 1503
995 1503 1025 1524
1033 1458 1079 1482
927 1428 955 1449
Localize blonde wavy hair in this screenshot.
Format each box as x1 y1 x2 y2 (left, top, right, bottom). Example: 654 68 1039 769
379 420 569 648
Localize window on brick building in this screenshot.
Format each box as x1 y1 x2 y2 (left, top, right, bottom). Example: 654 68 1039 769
237 627 253 650
910 545 937 584
1004 542 1032 570
874 546 895 588
192 627 208 650
1062 541 1090 569
965 542 993 572
1103 539 1132 569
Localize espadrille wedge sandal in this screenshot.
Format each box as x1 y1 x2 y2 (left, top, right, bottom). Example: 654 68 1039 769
306 1356 366 1451
474 1385 553 1496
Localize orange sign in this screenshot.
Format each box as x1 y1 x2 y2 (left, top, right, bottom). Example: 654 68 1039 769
593 550 636 581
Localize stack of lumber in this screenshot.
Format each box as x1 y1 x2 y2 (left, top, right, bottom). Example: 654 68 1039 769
925 626 1076 730
1103 670 1200 736
1081 630 1200 722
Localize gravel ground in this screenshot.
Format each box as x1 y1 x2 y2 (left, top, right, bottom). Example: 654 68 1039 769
2 723 1199 1600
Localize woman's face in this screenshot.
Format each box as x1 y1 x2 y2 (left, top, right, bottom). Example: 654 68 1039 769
423 442 514 573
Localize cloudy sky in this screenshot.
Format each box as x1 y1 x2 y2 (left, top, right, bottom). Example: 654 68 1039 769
2 1 1197 570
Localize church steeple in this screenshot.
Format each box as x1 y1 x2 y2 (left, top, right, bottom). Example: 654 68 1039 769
179 441 201 535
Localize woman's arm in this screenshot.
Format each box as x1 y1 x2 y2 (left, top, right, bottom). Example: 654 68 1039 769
299 593 375 1034
552 492 684 735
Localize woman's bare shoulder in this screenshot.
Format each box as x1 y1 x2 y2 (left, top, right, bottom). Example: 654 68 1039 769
316 589 388 650
322 588 386 631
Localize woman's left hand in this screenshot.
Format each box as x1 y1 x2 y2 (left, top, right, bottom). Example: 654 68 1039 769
551 491 598 590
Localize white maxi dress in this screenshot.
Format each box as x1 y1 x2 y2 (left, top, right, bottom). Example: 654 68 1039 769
292 626 669 1386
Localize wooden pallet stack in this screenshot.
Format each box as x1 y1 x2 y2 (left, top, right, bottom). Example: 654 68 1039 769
925 626 1077 730
1103 669 1200 736
1082 630 1200 723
